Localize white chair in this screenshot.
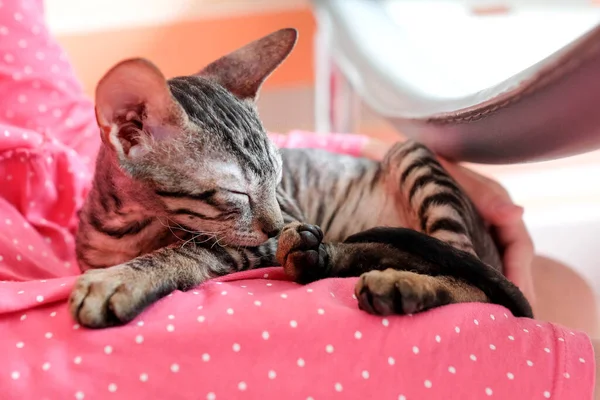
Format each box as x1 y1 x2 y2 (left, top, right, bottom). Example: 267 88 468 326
312 0 600 163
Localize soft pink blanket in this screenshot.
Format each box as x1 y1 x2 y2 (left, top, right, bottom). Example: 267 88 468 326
0 1 594 399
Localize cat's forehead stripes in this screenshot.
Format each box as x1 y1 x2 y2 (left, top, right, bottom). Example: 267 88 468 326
168 76 278 179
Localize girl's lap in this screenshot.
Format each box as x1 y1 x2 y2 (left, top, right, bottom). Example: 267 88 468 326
0 268 595 399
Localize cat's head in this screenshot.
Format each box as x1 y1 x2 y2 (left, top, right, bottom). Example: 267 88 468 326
94 28 297 247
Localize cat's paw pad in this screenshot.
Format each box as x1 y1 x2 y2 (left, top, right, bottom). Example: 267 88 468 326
276 222 326 282
355 269 445 316
69 266 146 328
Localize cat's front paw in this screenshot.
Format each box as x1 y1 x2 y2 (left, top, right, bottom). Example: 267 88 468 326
355 269 449 316
69 265 149 328
276 222 328 283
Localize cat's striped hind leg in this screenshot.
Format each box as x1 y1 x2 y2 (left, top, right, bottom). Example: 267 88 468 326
347 140 506 316
382 140 480 257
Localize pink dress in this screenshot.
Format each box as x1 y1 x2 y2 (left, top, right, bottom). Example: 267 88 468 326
0 1 594 398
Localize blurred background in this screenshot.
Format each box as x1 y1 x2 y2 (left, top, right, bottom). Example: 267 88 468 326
45 0 600 296
46 0 318 133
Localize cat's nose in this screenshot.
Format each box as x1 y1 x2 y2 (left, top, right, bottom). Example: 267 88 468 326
256 195 284 238
258 214 284 238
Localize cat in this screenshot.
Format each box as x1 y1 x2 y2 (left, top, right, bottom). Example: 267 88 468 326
70 28 532 328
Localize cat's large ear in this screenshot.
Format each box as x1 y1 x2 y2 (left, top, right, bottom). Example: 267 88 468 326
197 28 297 101
95 58 186 159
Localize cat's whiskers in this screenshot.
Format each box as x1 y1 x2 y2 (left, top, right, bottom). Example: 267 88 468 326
161 217 202 236
156 217 193 240
210 234 226 249
192 231 225 247
181 233 204 249
166 218 226 239
156 217 228 249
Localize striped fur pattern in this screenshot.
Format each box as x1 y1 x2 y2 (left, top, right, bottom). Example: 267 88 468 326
70 28 531 328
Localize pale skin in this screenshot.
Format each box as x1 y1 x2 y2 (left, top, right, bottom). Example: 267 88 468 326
361 139 599 398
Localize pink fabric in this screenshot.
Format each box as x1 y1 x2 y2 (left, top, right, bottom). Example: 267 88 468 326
0 1 595 398
1 272 595 400
269 130 370 157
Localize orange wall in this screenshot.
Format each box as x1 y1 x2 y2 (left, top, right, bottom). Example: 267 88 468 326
56 8 317 98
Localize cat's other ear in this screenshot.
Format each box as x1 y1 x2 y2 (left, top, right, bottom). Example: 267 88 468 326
197 28 297 101
95 58 186 159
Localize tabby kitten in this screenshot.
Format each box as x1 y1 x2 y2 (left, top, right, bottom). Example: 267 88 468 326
70 28 531 328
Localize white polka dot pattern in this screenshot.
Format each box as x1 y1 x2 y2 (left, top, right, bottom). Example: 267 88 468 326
1 269 593 398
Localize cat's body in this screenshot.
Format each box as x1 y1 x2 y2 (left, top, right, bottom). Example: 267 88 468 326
70 29 531 328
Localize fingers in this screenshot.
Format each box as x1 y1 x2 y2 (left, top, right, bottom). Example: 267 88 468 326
495 219 536 305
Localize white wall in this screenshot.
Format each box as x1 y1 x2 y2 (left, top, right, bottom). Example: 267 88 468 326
45 0 308 35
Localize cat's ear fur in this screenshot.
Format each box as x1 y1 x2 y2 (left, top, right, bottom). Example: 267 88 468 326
197 28 298 101
95 58 186 159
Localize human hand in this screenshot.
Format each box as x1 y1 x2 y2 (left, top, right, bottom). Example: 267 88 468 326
360 139 537 307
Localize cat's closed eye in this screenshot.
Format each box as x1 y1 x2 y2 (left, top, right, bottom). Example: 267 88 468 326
220 188 250 200
155 187 251 212
154 189 217 202
222 189 247 196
